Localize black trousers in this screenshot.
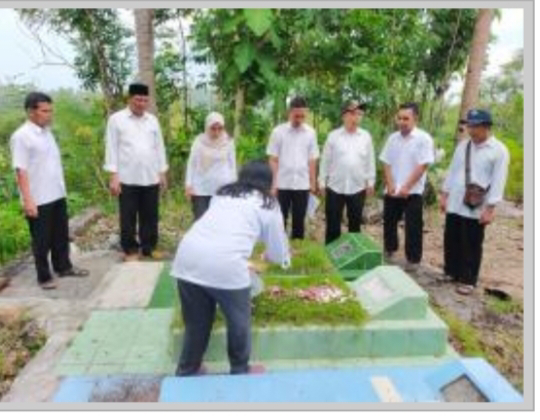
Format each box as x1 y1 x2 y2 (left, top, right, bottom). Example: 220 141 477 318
119 184 159 256
277 189 309 239
325 188 366 244
176 280 251 376
191 195 212 221
26 198 72 284
383 194 423 263
443 213 486 286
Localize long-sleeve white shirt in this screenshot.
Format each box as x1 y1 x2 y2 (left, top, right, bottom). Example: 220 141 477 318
170 193 291 290
10 121 67 206
185 135 237 196
318 126 376 194
442 136 510 219
103 108 168 186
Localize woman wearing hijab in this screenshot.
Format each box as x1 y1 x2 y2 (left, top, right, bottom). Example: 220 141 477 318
185 112 237 220
171 160 291 376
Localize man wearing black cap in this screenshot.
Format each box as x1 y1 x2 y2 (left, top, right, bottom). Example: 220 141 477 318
440 109 510 295
318 100 376 244
104 83 169 261
266 96 319 239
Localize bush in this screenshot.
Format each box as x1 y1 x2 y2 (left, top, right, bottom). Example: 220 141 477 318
503 137 523 204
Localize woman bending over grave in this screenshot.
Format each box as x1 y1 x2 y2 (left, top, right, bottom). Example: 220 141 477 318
170 160 291 376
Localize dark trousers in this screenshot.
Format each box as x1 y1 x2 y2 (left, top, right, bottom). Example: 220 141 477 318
119 184 159 256
443 213 486 286
277 189 309 239
176 280 251 376
325 188 366 244
383 194 423 263
191 195 212 221
26 198 72 284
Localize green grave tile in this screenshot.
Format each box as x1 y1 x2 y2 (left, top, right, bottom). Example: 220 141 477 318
348 266 428 320
55 364 89 376
59 345 98 365
93 346 130 364
147 264 179 309
86 364 124 375
326 233 383 273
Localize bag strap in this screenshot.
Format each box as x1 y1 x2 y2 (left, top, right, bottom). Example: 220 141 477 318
465 140 471 186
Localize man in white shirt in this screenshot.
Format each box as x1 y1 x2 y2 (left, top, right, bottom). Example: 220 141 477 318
318 100 376 244
104 83 169 261
440 109 509 295
10 92 89 290
266 96 319 239
379 102 435 272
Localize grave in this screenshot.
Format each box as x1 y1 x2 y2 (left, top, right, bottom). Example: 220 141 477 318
326 233 383 281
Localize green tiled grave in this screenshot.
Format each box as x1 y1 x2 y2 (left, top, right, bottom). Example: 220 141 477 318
348 265 428 320
326 233 383 279
147 264 178 309
56 308 175 376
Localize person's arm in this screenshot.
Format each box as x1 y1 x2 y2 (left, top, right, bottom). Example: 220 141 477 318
10 135 37 218
266 129 280 196
379 137 396 195
103 116 121 196
185 141 197 198
155 119 169 191
396 164 429 197
229 142 238 182
260 205 291 268
15 169 37 218
318 134 332 195
396 135 435 197
480 145 510 225
365 133 376 195
440 143 462 213
308 132 320 194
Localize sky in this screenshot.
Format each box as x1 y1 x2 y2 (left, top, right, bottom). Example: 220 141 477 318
0 8 524 99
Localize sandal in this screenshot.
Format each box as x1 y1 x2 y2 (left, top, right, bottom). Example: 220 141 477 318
58 267 90 278
40 280 58 290
456 284 475 295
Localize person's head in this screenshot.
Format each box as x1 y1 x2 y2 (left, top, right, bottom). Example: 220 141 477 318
341 100 366 131
288 96 308 128
205 111 226 140
217 160 275 208
128 83 150 116
24 92 53 127
396 102 419 136
466 109 493 143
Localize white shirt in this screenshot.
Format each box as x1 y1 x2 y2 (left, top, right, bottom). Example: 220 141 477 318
266 122 320 190
185 135 237 196
442 136 510 219
10 121 66 206
318 126 376 194
103 108 168 186
379 127 435 195
170 193 291 290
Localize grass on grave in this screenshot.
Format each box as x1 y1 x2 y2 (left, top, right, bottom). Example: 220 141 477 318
171 273 368 330
169 240 367 330
254 239 336 275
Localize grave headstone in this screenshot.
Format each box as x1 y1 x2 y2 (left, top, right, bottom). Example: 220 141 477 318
326 233 383 280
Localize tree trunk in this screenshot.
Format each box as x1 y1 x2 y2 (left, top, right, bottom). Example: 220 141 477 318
456 9 494 143
233 85 245 139
134 9 158 115
178 15 189 134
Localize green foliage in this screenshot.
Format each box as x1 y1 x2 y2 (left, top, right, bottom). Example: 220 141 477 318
485 296 523 316
434 305 484 357
502 137 523 203
0 201 30 265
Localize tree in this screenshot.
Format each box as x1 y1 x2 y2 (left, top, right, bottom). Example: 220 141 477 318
456 9 495 142
17 9 133 115
134 9 158 115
